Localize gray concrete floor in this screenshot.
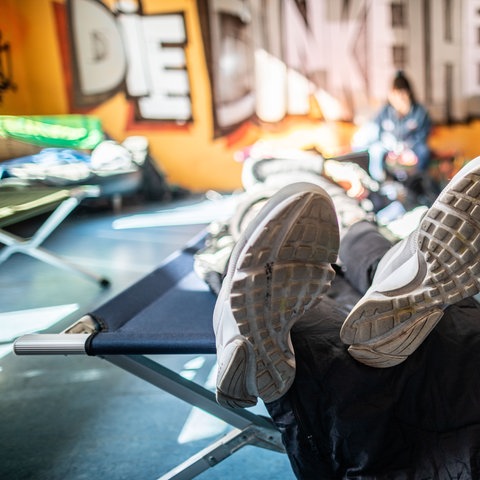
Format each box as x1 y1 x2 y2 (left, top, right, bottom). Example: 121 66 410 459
0 194 295 480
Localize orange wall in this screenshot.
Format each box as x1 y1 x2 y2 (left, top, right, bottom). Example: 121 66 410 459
0 0 31 113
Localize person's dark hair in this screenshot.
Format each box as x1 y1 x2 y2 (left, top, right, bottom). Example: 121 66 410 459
392 70 416 104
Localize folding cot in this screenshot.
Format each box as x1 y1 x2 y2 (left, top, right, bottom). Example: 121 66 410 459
0 180 109 286
14 232 285 480
13 221 480 478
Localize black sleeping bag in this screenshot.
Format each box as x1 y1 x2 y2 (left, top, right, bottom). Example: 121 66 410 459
266 292 480 480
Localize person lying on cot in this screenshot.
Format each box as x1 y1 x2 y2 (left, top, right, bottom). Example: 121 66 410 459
208 156 480 479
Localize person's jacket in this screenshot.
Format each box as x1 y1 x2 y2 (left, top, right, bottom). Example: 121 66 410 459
374 102 431 152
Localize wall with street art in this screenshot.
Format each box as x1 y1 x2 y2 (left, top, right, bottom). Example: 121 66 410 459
1 0 480 192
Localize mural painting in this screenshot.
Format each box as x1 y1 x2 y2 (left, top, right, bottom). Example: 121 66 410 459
67 1 480 123
2 0 480 191
0 32 16 103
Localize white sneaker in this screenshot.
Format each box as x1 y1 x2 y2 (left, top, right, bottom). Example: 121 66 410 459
214 183 339 407
340 156 480 368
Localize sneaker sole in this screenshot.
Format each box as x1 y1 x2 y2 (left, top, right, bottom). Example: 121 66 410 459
216 183 339 405
340 157 480 367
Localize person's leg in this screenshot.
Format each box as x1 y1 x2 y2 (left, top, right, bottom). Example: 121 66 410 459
213 182 339 407
412 142 431 172
341 156 480 368
368 142 388 182
338 220 393 295
267 296 480 479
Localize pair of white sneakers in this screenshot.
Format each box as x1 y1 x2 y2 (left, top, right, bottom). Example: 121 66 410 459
213 157 480 408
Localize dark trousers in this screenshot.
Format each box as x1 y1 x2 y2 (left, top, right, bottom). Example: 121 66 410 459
265 222 480 479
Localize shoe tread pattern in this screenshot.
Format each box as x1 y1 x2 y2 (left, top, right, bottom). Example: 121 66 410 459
344 167 480 367
230 193 338 402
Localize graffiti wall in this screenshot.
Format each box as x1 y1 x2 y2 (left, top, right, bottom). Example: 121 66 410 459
0 0 251 191
1 0 480 191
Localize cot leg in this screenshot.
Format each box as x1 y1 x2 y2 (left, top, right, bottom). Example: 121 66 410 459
24 244 110 286
104 354 285 480
0 229 19 263
27 196 81 247
0 195 110 286
157 425 277 480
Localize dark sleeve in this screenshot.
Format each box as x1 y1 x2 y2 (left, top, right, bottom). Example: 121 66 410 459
405 104 432 148
372 104 389 131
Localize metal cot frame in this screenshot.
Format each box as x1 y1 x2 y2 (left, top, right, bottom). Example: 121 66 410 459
13 234 284 480
0 181 109 286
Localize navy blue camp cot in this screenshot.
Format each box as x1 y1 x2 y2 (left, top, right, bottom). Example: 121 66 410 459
14 232 284 479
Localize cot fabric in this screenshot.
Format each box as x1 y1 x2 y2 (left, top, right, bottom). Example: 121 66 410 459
0 186 71 227
87 235 217 355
